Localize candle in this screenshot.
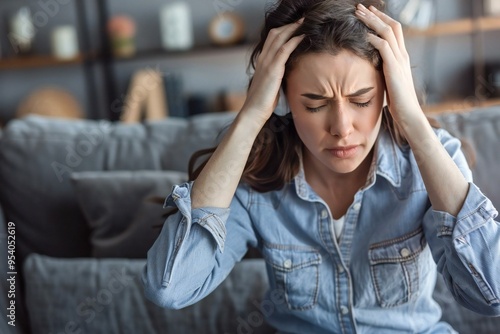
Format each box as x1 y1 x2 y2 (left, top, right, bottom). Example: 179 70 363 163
51 25 79 59
159 2 194 51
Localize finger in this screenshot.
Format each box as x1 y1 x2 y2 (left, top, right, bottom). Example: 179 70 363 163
366 32 398 68
355 4 402 61
367 5 407 54
259 18 304 64
271 34 306 67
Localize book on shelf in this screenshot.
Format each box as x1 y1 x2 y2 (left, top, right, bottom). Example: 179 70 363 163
162 73 188 118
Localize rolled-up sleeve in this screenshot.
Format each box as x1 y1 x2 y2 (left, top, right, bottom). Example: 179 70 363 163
142 181 259 309
424 129 500 316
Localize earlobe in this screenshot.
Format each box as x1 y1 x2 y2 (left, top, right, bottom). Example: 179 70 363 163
274 88 291 116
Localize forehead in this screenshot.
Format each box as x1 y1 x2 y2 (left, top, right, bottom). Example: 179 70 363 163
287 50 380 92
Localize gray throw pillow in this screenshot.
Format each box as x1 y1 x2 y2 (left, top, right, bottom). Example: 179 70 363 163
71 170 187 258
23 254 275 334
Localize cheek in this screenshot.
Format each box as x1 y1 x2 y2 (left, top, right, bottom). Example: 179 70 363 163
293 115 322 143
365 109 383 136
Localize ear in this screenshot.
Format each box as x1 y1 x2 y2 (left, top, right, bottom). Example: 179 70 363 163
273 87 291 116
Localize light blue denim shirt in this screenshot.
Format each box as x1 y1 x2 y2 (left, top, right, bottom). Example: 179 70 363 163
142 127 500 333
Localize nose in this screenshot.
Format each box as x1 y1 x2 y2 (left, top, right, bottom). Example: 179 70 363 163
329 103 353 139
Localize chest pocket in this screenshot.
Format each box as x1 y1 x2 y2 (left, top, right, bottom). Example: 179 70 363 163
263 244 322 311
368 227 426 308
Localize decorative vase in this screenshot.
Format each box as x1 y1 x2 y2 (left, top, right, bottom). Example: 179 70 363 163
51 25 79 60
9 6 35 55
107 15 137 58
159 2 194 51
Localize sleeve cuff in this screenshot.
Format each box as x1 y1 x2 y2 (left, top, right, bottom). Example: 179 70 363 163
163 182 230 252
434 183 498 238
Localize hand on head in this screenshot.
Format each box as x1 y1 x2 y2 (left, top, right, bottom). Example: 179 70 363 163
355 3 421 126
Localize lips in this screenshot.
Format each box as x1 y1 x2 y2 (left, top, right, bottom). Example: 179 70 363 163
328 145 359 159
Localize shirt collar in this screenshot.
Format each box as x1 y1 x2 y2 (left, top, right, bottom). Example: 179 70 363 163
293 128 401 200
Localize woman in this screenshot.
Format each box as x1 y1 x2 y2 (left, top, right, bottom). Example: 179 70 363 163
142 0 500 332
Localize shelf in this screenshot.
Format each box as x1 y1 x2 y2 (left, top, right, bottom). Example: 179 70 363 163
405 16 500 37
110 43 255 62
422 97 500 114
0 54 88 70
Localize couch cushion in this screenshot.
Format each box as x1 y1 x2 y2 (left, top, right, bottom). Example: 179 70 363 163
434 105 500 208
433 273 500 334
71 170 187 258
23 254 275 334
0 112 235 263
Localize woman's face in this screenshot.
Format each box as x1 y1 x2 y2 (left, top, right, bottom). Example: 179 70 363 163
286 50 385 178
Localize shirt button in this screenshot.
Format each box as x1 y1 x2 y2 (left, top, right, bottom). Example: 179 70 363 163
337 264 345 274
352 202 361 211
283 259 292 269
321 209 328 219
400 248 411 257
340 306 349 315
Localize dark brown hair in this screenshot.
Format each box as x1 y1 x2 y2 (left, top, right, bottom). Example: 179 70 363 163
191 0 398 192
155 0 474 230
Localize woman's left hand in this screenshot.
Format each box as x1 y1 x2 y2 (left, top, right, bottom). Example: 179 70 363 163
355 3 422 127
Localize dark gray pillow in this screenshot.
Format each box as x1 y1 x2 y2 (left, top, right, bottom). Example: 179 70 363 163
23 254 275 334
71 170 187 258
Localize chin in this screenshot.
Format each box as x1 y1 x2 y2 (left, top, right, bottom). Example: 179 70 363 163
325 159 363 174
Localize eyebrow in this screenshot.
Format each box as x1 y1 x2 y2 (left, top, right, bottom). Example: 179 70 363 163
301 87 374 100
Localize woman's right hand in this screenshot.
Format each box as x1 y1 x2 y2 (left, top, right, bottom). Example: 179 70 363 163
240 19 305 127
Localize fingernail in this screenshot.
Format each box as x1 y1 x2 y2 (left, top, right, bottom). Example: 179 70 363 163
369 5 378 11
297 17 305 23
356 9 366 16
357 3 367 10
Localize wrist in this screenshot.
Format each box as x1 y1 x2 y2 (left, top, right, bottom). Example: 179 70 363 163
396 107 429 139
400 112 437 150
234 108 268 136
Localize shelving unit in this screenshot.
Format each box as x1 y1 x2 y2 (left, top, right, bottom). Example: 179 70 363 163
422 97 500 114
0 1 498 121
0 0 105 120
403 6 500 114
405 16 500 37
0 54 88 70
111 43 253 63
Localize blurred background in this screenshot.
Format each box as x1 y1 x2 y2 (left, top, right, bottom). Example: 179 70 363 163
0 0 498 126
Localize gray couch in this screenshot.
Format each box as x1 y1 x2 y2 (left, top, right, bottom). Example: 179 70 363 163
0 107 499 334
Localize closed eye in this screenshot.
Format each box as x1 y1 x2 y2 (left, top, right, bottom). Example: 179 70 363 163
306 105 325 113
353 100 372 108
